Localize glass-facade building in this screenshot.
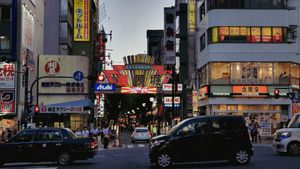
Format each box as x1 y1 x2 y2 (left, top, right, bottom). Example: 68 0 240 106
195 0 300 136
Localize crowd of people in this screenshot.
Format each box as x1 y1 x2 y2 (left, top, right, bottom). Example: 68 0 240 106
73 125 116 149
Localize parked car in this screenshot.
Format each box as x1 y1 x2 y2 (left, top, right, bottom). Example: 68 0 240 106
131 127 151 143
149 115 253 168
273 113 300 155
0 127 97 166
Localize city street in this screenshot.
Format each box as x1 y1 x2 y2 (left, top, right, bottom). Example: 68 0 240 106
2 144 300 169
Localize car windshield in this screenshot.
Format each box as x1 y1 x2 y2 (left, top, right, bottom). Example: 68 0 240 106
167 118 190 135
65 128 77 139
288 114 300 128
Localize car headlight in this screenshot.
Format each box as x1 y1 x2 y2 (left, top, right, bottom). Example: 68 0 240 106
150 140 165 148
280 132 292 140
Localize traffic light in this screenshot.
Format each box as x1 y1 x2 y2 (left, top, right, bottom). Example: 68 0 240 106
34 105 39 113
274 89 280 99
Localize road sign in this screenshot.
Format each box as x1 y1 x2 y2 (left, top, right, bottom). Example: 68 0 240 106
73 71 84 81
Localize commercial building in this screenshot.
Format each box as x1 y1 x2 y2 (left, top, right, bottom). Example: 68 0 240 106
38 0 99 130
0 0 45 130
195 0 299 135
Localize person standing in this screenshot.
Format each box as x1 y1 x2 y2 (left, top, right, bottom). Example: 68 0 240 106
90 126 100 143
81 126 90 138
75 128 82 138
102 125 111 149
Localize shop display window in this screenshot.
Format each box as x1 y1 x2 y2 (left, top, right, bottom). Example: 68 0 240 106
208 27 287 44
274 63 289 84
211 63 230 84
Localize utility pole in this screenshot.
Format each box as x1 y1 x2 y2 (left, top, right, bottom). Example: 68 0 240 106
23 50 29 128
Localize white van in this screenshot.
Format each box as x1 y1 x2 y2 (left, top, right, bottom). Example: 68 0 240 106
273 113 300 155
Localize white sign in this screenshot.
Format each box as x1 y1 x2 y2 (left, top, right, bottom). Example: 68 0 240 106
40 106 84 113
0 63 15 89
162 84 182 92
163 96 180 104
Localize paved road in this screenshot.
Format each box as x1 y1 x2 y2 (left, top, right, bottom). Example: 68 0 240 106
2 144 300 169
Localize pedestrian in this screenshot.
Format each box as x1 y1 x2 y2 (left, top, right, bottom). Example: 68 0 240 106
90 126 100 143
102 125 112 149
75 128 82 138
250 121 258 143
255 122 261 143
82 126 90 138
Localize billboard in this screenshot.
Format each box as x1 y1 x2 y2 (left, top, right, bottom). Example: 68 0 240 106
0 90 15 115
188 0 196 33
74 0 90 41
38 55 89 106
164 7 176 65
0 63 15 89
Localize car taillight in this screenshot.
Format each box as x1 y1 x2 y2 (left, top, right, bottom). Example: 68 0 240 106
90 141 97 149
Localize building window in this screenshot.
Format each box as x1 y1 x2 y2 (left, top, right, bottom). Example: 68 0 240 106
274 63 289 84
209 27 287 44
199 2 205 22
211 63 230 84
200 34 205 51
60 22 68 38
60 0 68 16
290 64 299 79
207 0 287 10
0 36 10 50
0 6 11 21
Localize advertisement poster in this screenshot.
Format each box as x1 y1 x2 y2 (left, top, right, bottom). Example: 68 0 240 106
0 90 15 114
272 27 282 42
251 27 261 42
262 27 272 42
0 63 15 89
219 27 229 42
74 0 90 41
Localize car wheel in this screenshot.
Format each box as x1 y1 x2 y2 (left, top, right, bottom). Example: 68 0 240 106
234 149 250 165
157 153 172 168
57 152 72 166
288 142 300 156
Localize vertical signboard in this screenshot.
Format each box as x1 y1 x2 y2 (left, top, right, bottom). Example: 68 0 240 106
192 90 198 114
21 6 35 70
0 63 15 88
0 90 15 115
74 0 90 41
164 7 176 65
188 0 196 34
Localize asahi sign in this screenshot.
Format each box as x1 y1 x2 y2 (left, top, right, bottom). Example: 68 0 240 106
162 84 182 92
94 83 116 92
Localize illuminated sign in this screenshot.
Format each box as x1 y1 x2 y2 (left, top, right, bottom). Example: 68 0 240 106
125 65 152 70
199 86 208 100
74 0 90 41
0 63 15 89
121 87 157 94
192 91 198 112
94 83 116 92
232 86 268 97
40 106 84 113
163 96 180 107
162 84 183 92
0 90 15 114
188 0 196 33
44 61 60 75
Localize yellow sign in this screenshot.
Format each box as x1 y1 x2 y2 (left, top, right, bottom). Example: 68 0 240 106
192 90 198 113
188 0 196 33
74 0 90 41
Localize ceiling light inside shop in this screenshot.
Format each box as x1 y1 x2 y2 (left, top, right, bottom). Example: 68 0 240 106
0 36 5 39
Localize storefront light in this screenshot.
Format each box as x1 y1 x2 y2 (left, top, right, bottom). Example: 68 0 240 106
0 36 5 39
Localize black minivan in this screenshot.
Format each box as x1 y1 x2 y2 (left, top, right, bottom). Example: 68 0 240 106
149 116 253 168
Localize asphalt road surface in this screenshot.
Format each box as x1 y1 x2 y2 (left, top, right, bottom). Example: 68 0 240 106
2 144 300 169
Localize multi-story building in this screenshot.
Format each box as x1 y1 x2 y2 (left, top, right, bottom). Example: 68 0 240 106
195 0 299 136
0 0 45 130
39 0 99 129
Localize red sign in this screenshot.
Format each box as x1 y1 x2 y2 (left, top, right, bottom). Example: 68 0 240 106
0 90 15 114
232 86 268 97
121 87 157 94
44 61 60 75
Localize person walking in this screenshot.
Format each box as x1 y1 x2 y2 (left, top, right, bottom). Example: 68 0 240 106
102 125 111 149
90 126 100 143
250 121 258 143
75 128 82 138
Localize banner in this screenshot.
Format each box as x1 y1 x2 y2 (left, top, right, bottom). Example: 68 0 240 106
74 0 90 41
188 0 196 33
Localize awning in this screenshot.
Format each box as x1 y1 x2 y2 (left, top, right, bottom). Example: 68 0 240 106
40 99 93 114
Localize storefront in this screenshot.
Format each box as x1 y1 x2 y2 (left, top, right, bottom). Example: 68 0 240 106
198 85 291 136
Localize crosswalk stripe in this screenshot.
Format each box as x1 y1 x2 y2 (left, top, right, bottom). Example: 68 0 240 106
138 144 145 147
127 144 134 148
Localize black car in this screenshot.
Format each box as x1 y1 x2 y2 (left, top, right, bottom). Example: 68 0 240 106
149 115 254 168
0 127 97 166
